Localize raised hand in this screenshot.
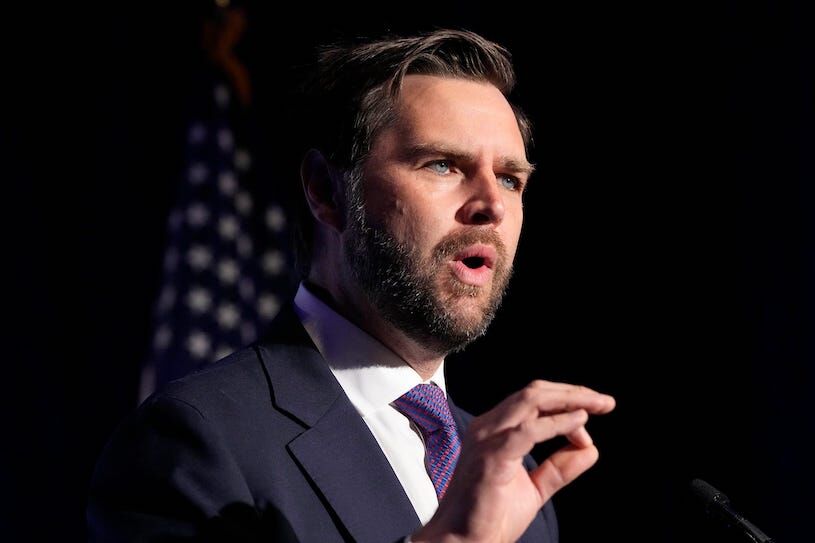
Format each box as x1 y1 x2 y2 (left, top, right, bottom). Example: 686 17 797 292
413 380 616 543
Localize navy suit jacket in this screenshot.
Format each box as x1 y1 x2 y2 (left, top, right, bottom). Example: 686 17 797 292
88 307 558 542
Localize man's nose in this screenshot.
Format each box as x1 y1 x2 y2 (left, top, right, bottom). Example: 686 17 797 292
456 172 506 226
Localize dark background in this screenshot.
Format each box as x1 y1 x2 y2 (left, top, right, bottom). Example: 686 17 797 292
5 1 813 541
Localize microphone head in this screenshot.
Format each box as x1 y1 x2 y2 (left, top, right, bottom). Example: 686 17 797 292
689 478 731 512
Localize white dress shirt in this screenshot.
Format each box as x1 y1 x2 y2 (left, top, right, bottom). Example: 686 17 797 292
293 283 446 525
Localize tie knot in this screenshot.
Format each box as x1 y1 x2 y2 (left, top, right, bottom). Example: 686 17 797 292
393 383 456 434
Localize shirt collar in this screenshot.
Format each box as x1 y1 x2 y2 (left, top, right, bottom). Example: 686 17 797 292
293 283 447 418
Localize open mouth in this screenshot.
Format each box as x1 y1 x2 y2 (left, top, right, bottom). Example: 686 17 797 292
453 244 496 269
449 244 497 286
462 256 486 269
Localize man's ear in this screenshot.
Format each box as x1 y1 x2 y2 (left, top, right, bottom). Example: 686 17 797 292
300 149 345 232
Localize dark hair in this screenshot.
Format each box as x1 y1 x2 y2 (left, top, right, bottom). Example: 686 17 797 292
293 29 532 277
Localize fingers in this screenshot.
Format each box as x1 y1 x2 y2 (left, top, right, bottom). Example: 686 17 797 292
472 380 615 439
484 409 591 460
529 444 600 503
567 424 593 448
481 410 595 462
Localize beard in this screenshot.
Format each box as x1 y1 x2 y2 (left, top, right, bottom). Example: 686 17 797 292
343 180 513 355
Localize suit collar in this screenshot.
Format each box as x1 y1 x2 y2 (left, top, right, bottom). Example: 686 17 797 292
254 303 342 427
255 305 422 542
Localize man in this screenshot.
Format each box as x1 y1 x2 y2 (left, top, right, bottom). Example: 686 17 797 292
88 29 615 542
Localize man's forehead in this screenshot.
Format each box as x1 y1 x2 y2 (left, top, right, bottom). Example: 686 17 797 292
395 75 511 114
388 75 525 144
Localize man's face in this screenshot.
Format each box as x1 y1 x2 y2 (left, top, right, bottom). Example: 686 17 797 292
344 75 530 354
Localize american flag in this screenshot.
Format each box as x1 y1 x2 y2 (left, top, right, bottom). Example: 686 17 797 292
139 75 292 402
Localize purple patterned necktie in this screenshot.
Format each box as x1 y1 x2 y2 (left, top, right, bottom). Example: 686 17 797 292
393 383 462 500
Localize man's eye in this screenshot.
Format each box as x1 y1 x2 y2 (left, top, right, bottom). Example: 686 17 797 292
427 160 451 174
499 175 522 191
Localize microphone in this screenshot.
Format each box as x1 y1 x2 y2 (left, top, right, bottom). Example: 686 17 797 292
689 478 775 543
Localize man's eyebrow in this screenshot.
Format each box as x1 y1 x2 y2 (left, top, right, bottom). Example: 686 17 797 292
499 157 536 177
402 143 535 176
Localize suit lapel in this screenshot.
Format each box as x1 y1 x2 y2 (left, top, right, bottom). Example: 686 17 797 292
288 399 422 542
256 307 421 543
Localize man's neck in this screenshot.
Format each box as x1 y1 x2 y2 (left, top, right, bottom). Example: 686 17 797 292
303 280 445 380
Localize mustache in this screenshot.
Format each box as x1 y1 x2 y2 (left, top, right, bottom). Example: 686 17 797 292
432 228 507 265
